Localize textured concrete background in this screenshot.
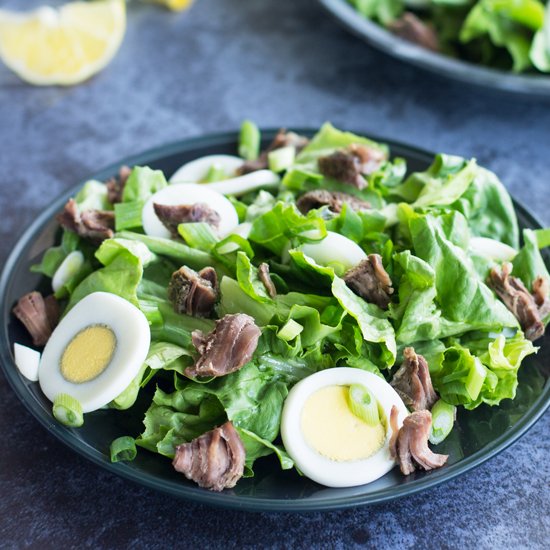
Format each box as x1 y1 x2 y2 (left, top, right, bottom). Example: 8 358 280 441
0 0 549 548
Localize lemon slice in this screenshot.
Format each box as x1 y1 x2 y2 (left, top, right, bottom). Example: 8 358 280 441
148 0 194 11
0 0 126 86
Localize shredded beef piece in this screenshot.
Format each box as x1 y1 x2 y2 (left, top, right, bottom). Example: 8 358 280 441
317 144 387 190
391 347 438 412
153 202 221 238
57 199 115 244
389 12 439 52
172 421 245 491
344 254 394 309
12 292 59 346
106 165 132 204
489 263 547 341
238 129 310 174
318 151 366 189
296 189 371 215
186 313 261 378
388 405 400 460
258 263 277 298
168 266 218 317
396 410 448 475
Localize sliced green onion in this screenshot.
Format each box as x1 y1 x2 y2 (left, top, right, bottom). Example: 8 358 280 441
238 120 260 161
277 319 304 341
203 163 228 183
465 357 487 400
429 399 456 445
114 200 145 231
53 394 84 428
110 436 137 463
177 222 219 251
347 384 380 426
268 146 295 173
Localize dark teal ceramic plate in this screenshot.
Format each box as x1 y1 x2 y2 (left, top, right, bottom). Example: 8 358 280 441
1 130 549 512
318 0 550 97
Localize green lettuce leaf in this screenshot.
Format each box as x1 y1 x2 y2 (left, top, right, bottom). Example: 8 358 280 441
122 166 168 203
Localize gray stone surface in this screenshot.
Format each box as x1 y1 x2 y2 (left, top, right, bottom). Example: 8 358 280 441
0 0 549 548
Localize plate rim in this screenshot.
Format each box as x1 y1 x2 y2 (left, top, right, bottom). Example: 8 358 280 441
317 0 550 97
1 129 549 512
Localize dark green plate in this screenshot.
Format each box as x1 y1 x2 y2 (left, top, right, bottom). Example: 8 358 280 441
1 130 549 512
318 0 550 97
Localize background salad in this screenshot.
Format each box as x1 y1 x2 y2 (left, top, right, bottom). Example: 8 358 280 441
348 0 550 73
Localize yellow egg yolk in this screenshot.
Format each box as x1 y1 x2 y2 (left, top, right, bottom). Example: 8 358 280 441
301 385 386 462
60 325 116 383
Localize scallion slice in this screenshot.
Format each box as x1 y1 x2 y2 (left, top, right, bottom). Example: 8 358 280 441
429 399 456 445
110 436 137 463
347 384 380 426
238 120 260 161
203 163 228 183
277 319 304 342
268 146 295 173
53 393 84 428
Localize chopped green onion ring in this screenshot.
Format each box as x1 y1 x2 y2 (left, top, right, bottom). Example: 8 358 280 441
347 384 380 426
429 399 456 445
52 393 84 428
110 436 138 463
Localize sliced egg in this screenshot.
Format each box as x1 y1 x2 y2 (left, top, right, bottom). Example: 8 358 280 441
13 343 41 382
39 292 150 413
170 155 280 196
52 250 85 293
142 183 239 239
281 367 408 487
170 155 244 183
299 231 367 273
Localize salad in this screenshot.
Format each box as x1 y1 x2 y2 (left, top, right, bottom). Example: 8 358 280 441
11 122 550 492
347 0 550 74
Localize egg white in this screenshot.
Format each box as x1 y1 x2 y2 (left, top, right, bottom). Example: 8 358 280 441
142 183 239 239
170 154 244 183
170 155 280 197
281 367 409 487
299 231 367 272
13 343 40 382
38 292 150 413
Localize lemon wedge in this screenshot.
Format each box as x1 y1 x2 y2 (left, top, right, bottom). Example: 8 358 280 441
148 0 194 11
0 0 126 86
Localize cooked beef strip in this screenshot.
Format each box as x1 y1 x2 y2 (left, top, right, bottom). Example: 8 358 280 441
258 262 277 298
153 202 221 238
238 128 310 174
186 313 261 378
172 421 245 491
389 12 439 52
12 292 59 346
317 144 387 190
57 198 115 244
296 189 371 215
318 151 366 189
388 405 400 460
391 347 438 412
168 266 218 317
396 410 448 475
344 254 394 309
106 165 132 204
489 263 546 341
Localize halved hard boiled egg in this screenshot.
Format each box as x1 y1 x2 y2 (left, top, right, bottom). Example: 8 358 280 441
39 292 150 413
170 154 244 183
142 183 239 239
281 367 408 487
298 231 367 274
170 154 280 196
